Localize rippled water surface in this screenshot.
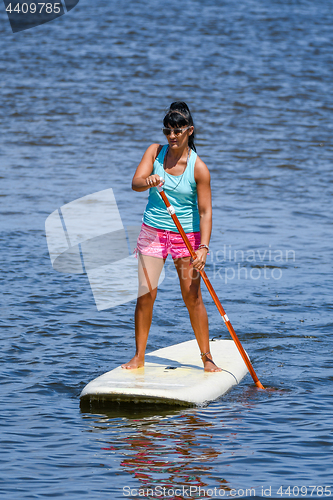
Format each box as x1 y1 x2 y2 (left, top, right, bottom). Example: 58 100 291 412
0 0 332 498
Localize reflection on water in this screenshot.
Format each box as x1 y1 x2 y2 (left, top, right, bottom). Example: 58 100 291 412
79 386 307 497
1 0 332 496
83 408 233 497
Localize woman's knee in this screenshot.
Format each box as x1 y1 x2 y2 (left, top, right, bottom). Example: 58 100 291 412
136 290 157 309
182 287 202 309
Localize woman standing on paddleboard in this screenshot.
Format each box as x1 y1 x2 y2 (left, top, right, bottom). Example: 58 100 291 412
122 102 221 372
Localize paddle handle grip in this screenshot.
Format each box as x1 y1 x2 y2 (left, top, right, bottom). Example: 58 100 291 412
158 189 264 389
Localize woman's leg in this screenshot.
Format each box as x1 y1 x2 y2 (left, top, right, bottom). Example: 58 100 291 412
173 257 221 372
121 253 166 369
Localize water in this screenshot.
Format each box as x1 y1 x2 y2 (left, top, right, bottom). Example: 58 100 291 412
0 0 332 498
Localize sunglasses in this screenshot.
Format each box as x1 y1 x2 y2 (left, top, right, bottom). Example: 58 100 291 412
162 126 191 136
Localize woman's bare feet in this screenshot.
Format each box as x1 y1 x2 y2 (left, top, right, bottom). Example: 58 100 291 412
121 355 144 370
202 353 222 372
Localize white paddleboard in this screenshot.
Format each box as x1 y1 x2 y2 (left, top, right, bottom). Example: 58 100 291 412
80 339 249 407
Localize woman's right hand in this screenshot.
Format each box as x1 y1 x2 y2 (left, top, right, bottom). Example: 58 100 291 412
132 144 162 192
145 174 163 188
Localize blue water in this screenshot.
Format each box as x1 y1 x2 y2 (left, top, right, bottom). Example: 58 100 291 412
0 0 332 498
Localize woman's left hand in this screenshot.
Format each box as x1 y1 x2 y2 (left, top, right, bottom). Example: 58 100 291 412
192 248 208 271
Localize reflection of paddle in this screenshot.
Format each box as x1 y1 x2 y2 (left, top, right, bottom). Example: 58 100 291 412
157 183 265 389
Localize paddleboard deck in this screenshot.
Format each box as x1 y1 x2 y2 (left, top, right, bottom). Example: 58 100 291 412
80 339 249 407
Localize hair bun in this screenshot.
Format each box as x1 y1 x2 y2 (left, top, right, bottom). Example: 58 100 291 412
169 101 190 113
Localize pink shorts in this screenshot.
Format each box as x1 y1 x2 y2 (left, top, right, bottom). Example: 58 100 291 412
136 223 201 259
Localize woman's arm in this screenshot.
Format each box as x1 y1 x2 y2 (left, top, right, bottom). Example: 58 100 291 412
132 144 162 191
193 157 212 270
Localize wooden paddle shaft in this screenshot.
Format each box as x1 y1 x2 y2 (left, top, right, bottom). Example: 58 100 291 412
158 188 264 389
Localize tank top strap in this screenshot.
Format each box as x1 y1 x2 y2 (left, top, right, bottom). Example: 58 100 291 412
154 145 168 169
185 149 197 184
152 145 167 178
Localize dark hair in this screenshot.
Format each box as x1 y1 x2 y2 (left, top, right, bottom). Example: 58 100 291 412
163 101 196 152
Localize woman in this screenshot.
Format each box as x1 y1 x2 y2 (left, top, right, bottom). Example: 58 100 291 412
122 102 221 372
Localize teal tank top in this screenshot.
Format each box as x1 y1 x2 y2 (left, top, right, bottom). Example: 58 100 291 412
143 145 200 233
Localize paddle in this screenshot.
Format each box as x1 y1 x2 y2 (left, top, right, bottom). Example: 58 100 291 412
157 182 265 389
